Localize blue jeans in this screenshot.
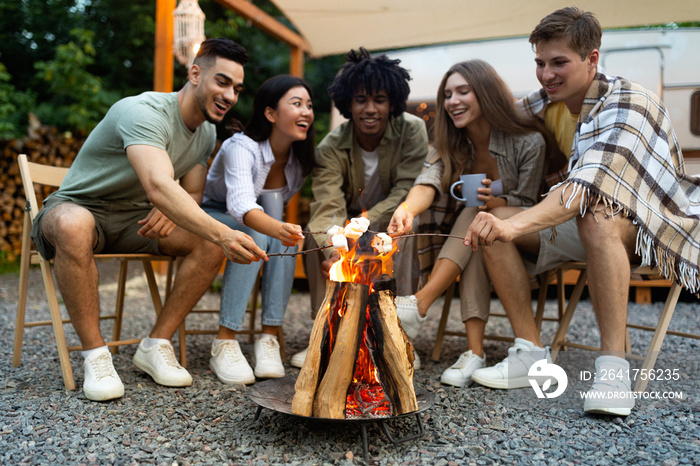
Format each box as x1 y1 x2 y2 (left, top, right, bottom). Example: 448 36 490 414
203 201 295 330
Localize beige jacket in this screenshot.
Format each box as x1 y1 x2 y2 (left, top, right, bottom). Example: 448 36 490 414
308 113 428 256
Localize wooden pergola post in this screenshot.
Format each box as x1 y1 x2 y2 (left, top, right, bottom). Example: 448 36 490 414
154 0 176 92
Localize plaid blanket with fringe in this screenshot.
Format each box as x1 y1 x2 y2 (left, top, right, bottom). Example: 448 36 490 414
520 73 700 293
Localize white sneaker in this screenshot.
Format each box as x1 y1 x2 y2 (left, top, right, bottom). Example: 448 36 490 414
83 348 124 401
440 350 486 388
210 340 255 385
471 338 555 389
413 351 422 371
290 346 308 368
395 295 427 339
583 356 635 416
133 340 192 387
254 336 285 379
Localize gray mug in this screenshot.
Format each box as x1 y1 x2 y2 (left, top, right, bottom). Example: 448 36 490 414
257 191 284 221
450 173 486 207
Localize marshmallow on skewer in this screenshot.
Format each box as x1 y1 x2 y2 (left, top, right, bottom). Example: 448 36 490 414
326 225 344 243
371 232 393 254
344 216 370 240
331 233 349 252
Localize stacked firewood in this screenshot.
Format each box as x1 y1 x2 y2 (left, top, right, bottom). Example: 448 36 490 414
0 127 84 263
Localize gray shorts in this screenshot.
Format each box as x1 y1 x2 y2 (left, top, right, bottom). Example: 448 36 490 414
524 217 587 275
30 195 160 260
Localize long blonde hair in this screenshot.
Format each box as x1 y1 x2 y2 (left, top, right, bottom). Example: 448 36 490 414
433 60 550 192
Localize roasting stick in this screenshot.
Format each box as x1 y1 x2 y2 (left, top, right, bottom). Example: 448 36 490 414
267 232 465 257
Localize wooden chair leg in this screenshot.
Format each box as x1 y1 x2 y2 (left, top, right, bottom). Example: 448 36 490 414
633 283 681 393
431 281 456 362
178 323 188 368
534 270 553 331
13 216 32 368
624 327 632 358
40 260 76 390
169 259 189 367
110 260 129 355
143 260 164 315
165 259 174 301
551 268 588 362
556 268 567 349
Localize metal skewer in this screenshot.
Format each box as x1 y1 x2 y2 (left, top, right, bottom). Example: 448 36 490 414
267 232 465 257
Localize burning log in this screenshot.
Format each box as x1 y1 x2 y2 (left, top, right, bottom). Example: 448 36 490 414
364 275 418 415
291 280 338 417
292 273 418 420
313 282 368 419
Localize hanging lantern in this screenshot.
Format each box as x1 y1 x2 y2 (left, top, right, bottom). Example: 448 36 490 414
173 0 206 67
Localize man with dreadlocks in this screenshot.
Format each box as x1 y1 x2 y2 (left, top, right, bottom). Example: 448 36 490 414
291 47 429 369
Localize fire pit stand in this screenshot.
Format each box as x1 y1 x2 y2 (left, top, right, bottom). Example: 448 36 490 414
249 376 435 463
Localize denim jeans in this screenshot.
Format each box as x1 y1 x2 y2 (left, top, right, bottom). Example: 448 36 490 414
203 201 295 330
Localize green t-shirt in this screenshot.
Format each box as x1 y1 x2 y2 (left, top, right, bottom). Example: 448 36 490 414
53 92 215 208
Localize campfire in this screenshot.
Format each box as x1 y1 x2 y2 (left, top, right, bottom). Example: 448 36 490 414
293 218 419 420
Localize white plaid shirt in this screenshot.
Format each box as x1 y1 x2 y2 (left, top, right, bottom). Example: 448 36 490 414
203 132 304 225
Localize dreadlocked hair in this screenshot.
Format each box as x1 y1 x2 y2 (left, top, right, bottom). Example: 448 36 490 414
328 47 411 119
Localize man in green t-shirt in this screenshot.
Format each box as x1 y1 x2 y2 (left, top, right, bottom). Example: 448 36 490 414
30 38 267 401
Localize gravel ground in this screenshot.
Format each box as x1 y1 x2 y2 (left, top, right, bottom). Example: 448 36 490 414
1 261 698 465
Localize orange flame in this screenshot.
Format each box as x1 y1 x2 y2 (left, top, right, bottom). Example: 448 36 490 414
328 223 398 285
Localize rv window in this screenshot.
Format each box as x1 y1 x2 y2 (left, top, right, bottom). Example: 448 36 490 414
692 91 700 136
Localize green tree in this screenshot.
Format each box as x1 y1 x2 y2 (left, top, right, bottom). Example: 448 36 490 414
34 28 119 134
82 0 157 97
0 63 35 139
0 0 83 96
0 0 344 139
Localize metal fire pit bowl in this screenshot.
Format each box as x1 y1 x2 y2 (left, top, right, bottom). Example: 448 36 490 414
249 375 435 463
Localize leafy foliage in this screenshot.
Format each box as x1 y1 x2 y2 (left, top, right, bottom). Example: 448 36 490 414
33 29 119 134
0 0 343 140
0 63 35 139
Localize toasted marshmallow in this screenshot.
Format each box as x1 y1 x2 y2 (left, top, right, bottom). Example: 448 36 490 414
331 234 349 252
371 232 393 254
352 217 370 230
344 217 370 240
344 225 362 240
326 225 344 243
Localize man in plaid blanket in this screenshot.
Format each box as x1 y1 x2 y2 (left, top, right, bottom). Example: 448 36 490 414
464 7 700 416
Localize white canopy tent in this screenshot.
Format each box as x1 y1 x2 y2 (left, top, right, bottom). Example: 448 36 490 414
270 0 700 57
